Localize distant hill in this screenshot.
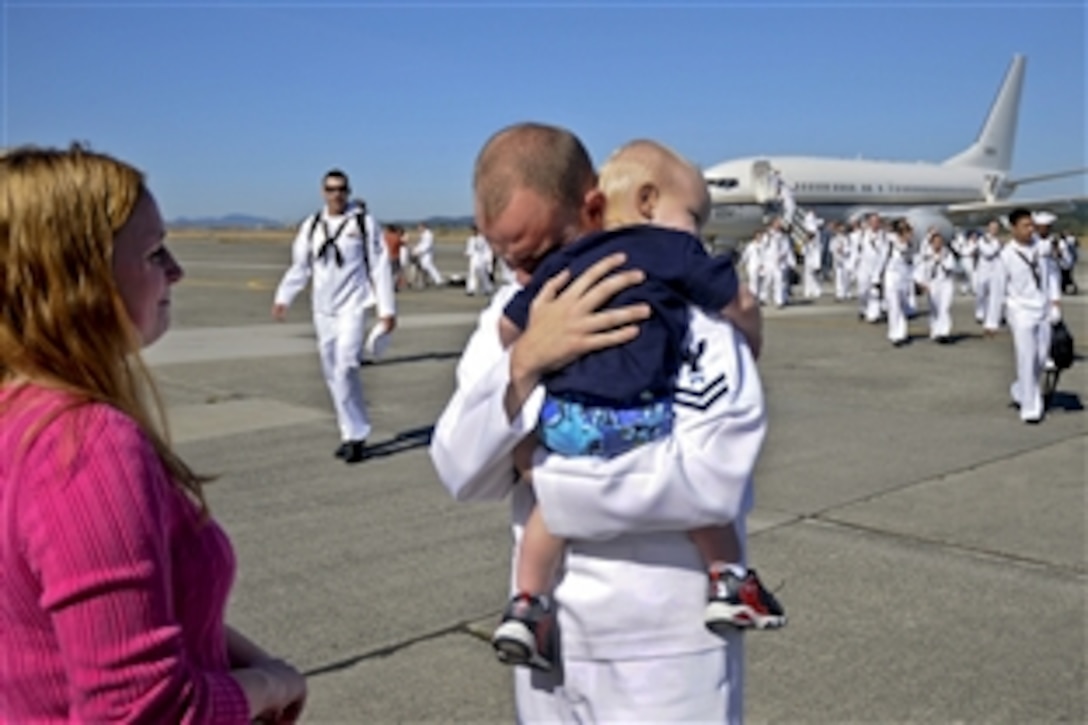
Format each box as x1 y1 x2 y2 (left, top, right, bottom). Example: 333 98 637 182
418 214 475 228
168 213 286 230
168 212 474 230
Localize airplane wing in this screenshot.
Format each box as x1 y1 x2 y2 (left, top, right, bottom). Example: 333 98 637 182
946 195 1087 217
1006 168 1087 187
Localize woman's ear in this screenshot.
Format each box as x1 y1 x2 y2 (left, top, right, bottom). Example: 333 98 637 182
636 183 659 221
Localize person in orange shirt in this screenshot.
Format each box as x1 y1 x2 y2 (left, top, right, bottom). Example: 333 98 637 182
383 223 406 291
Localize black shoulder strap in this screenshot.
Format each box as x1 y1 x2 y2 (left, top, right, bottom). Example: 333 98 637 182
306 210 322 244
1014 248 1042 290
355 210 376 288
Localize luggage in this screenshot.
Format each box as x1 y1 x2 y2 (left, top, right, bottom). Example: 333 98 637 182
1050 319 1074 371
1044 319 1075 410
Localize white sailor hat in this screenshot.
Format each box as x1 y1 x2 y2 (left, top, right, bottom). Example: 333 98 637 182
1032 211 1057 226
365 319 393 360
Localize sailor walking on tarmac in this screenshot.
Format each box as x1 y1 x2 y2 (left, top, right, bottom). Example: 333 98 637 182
998 208 1062 423
952 228 978 295
1032 211 1072 293
464 224 494 296
802 230 823 299
858 214 888 323
975 220 1005 337
830 221 854 300
916 231 957 342
772 167 797 226
882 220 915 346
272 169 396 463
413 222 445 286
761 218 792 307
740 231 764 299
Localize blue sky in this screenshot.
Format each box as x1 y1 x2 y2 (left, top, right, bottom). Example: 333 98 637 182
4 1 1085 223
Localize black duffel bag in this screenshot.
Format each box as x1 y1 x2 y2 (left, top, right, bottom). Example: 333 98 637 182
1051 319 1075 371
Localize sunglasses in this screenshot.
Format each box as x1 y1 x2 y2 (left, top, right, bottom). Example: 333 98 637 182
324 185 349 194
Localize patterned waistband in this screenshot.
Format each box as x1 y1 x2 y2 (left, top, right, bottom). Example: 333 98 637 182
538 394 674 459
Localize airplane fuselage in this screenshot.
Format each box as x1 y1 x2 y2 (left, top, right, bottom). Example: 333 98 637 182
703 155 1006 240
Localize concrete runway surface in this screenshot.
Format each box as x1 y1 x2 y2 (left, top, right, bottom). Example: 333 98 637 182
150 236 1085 723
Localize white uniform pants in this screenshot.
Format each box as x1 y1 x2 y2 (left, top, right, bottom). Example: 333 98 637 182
885 274 910 342
315 310 370 442
927 280 954 339
765 267 788 307
803 266 822 299
857 266 881 321
1009 316 1051 421
418 253 444 285
466 259 493 295
782 197 796 226
515 639 744 724
746 262 761 299
975 271 1002 331
960 257 976 294
834 264 852 300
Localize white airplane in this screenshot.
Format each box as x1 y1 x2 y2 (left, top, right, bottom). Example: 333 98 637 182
702 54 1085 241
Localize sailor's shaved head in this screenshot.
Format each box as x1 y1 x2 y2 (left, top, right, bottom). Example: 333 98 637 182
473 122 597 225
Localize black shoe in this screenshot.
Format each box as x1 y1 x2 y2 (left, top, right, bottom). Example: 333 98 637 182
343 440 367 464
334 442 351 459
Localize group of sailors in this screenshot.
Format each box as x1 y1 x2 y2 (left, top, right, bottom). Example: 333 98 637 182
382 221 515 295
381 220 446 291
739 209 1079 347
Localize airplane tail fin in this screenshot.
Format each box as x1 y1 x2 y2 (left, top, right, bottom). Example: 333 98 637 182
942 55 1025 172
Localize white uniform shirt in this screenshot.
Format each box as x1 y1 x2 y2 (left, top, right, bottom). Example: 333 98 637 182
860 229 888 280
274 204 395 318
465 233 492 266
830 233 851 268
413 228 435 257
976 234 1003 274
804 236 822 271
883 233 913 280
429 285 765 660
1038 233 1073 271
848 229 864 270
918 246 957 284
741 237 762 278
762 230 791 270
958 234 978 263
999 240 1060 321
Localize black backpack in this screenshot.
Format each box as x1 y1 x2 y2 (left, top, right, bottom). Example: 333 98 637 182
1050 319 1075 371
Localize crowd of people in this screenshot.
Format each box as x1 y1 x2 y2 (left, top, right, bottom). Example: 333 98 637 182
738 204 1077 422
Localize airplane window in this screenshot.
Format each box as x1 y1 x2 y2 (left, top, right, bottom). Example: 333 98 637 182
707 178 739 189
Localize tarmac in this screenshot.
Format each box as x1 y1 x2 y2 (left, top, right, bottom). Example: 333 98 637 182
153 237 1086 723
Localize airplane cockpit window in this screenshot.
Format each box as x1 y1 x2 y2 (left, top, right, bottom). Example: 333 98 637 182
706 177 739 190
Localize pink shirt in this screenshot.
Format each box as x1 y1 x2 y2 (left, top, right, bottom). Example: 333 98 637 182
0 385 249 723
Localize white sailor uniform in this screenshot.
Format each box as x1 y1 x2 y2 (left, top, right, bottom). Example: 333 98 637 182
997 239 1060 422
274 203 396 443
429 285 764 723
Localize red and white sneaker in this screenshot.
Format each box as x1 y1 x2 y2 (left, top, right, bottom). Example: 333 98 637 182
705 568 787 633
491 593 557 671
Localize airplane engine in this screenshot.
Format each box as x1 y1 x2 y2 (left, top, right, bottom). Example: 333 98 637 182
902 209 954 243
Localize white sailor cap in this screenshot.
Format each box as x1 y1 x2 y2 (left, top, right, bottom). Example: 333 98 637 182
365 319 393 360
1032 211 1057 226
